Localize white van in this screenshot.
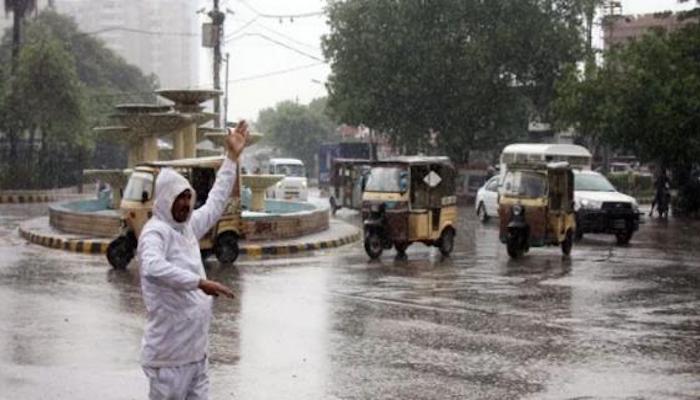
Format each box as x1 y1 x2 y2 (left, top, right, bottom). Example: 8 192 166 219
499 143 593 175
265 158 308 201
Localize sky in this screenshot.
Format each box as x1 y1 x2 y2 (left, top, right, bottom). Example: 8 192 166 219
196 0 697 123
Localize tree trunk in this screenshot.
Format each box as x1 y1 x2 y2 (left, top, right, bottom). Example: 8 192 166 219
11 8 21 74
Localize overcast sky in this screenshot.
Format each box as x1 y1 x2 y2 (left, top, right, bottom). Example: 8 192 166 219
197 0 696 123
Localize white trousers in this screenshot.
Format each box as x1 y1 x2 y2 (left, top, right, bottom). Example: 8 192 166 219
143 358 209 400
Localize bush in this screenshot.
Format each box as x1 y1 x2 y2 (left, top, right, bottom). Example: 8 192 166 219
607 172 654 200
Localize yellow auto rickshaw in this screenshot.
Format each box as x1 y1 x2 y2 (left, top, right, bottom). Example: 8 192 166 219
106 156 244 269
498 161 576 258
329 158 373 215
361 156 458 259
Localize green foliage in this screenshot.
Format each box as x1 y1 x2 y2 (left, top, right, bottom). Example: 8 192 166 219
0 24 88 188
322 0 583 162
0 10 156 188
607 173 654 200
554 21 700 214
256 97 339 169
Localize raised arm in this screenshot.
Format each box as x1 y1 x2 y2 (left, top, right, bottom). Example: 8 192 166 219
138 228 201 290
190 121 249 239
190 158 237 239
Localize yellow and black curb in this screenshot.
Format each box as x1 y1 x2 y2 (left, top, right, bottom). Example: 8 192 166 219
19 222 362 258
19 225 109 255
0 194 56 204
240 230 362 258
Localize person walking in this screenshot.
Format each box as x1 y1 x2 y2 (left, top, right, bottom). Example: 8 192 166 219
137 121 249 399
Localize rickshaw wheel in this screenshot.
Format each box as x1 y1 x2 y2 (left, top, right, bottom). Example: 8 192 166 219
506 233 524 259
364 232 383 259
561 230 573 256
439 228 455 256
106 233 136 270
215 232 239 264
329 196 338 216
615 230 633 245
394 241 409 254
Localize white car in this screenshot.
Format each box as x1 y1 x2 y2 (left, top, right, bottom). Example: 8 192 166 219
574 170 641 244
265 158 308 201
475 176 499 222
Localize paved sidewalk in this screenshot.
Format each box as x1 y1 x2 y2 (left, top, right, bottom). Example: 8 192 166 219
18 216 361 259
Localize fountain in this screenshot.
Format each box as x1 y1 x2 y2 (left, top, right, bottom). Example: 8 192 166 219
82 169 130 209
28 87 339 258
241 175 285 212
156 89 222 159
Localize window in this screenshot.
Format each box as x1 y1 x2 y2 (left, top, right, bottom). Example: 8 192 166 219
502 171 547 198
575 173 616 192
365 167 407 193
486 177 499 192
123 172 155 201
275 164 305 177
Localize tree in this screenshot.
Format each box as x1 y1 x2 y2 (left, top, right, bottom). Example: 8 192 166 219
0 25 88 188
554 21 700 214
256 98 339 170
322 0 582 163
0 10 156 188
4 0 37 73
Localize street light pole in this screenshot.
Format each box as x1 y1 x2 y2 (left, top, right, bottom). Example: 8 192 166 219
224 52 230 127
208 0 225 128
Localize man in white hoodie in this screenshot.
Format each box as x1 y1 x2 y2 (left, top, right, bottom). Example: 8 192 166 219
137 121 248 399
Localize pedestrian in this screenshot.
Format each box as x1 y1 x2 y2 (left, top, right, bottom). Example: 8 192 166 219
649 168 671 217
137 120 249 399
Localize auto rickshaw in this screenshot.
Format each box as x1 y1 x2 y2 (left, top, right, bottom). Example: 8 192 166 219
106 156 244 269
329 158 373 215
361 156 458 259
498 161 576 258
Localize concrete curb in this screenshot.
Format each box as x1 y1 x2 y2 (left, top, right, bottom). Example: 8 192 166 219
19 219 362 258
19 225 110 254
1 194 56 204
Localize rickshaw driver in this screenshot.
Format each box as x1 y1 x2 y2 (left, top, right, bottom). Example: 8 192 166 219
137 120 249 400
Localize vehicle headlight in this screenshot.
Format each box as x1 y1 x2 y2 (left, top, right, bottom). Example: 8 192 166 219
512 204 524 216
580 199 602 209
302 181 307 188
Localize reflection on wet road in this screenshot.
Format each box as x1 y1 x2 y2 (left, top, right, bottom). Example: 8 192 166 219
1 204 698 399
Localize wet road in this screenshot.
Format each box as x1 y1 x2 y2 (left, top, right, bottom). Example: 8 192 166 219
1 203 699 399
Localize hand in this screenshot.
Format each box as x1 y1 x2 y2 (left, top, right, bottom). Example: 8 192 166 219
226 120 249 161
198 279 235 298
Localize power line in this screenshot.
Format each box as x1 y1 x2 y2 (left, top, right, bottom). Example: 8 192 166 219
225 18 319 51
82 27 198 38
227 32 324 62
230 62 326 83
228 16 259 36
236 0 325 20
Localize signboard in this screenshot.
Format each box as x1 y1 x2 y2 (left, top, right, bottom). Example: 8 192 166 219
202 23 216 48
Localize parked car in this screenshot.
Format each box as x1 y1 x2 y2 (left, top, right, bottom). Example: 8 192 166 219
475 175 499 222
574 170 641 245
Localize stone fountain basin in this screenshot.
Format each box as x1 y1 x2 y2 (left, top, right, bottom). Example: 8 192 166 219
109 112 192 135
49 197 329 241
114 103 172 114
156 89 222 105
200 129 263 147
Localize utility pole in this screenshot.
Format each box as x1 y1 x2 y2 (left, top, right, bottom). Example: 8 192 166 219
208 0 225 127
224 53 230 127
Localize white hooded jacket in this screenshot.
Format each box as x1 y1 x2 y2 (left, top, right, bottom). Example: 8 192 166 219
137 158 237 368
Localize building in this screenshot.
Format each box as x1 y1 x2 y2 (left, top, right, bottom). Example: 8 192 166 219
0 0 199 88
603 11 696 49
